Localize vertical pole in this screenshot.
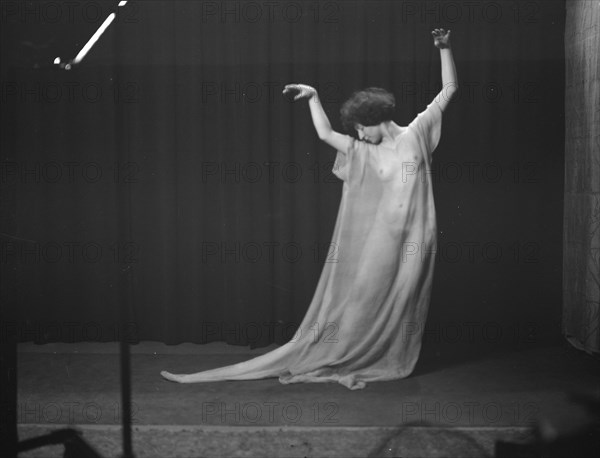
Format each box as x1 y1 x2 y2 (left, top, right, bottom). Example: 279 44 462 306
0 66 20 458
116 65 135 458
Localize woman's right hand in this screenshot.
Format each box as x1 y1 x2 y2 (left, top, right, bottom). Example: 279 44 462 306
282 84 317 101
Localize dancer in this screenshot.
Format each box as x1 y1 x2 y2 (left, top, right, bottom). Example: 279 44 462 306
161 29 457 390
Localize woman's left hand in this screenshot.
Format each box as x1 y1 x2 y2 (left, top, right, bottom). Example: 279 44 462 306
432 28 451 49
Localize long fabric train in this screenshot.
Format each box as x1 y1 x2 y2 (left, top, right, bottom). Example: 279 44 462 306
161 101 443 390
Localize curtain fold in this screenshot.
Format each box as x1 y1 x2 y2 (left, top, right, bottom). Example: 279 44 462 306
563 0 600 354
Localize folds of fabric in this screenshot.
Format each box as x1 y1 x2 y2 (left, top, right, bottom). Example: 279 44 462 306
161 101 443 390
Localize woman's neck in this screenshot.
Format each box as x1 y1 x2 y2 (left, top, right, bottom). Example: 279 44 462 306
380 121 405 145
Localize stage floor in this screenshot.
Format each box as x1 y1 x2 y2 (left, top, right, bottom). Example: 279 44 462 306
16 340 600 457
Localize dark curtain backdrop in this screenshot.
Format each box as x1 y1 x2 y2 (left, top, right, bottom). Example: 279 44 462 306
1 1 565 347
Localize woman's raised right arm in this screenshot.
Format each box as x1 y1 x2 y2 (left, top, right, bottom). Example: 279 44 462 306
283 84 351 154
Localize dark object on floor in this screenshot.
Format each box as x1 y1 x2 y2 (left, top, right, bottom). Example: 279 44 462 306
495 392 600 458
17 428 104 458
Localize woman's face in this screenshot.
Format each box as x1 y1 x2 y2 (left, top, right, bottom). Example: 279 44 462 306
355 124 382 144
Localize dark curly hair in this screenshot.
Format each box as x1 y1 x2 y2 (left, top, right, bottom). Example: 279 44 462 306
340 87 396 132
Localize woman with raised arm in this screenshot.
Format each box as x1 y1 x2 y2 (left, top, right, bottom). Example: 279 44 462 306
161 29 458 390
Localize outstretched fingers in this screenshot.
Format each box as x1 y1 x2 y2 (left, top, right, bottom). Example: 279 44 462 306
432 28 451 37
283 83 301 101
282 83 297 95
161 370 185 382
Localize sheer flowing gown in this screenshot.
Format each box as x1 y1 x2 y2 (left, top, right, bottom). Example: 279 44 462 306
161 101 443 390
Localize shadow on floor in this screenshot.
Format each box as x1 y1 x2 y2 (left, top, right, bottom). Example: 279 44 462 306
412 339 571 377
